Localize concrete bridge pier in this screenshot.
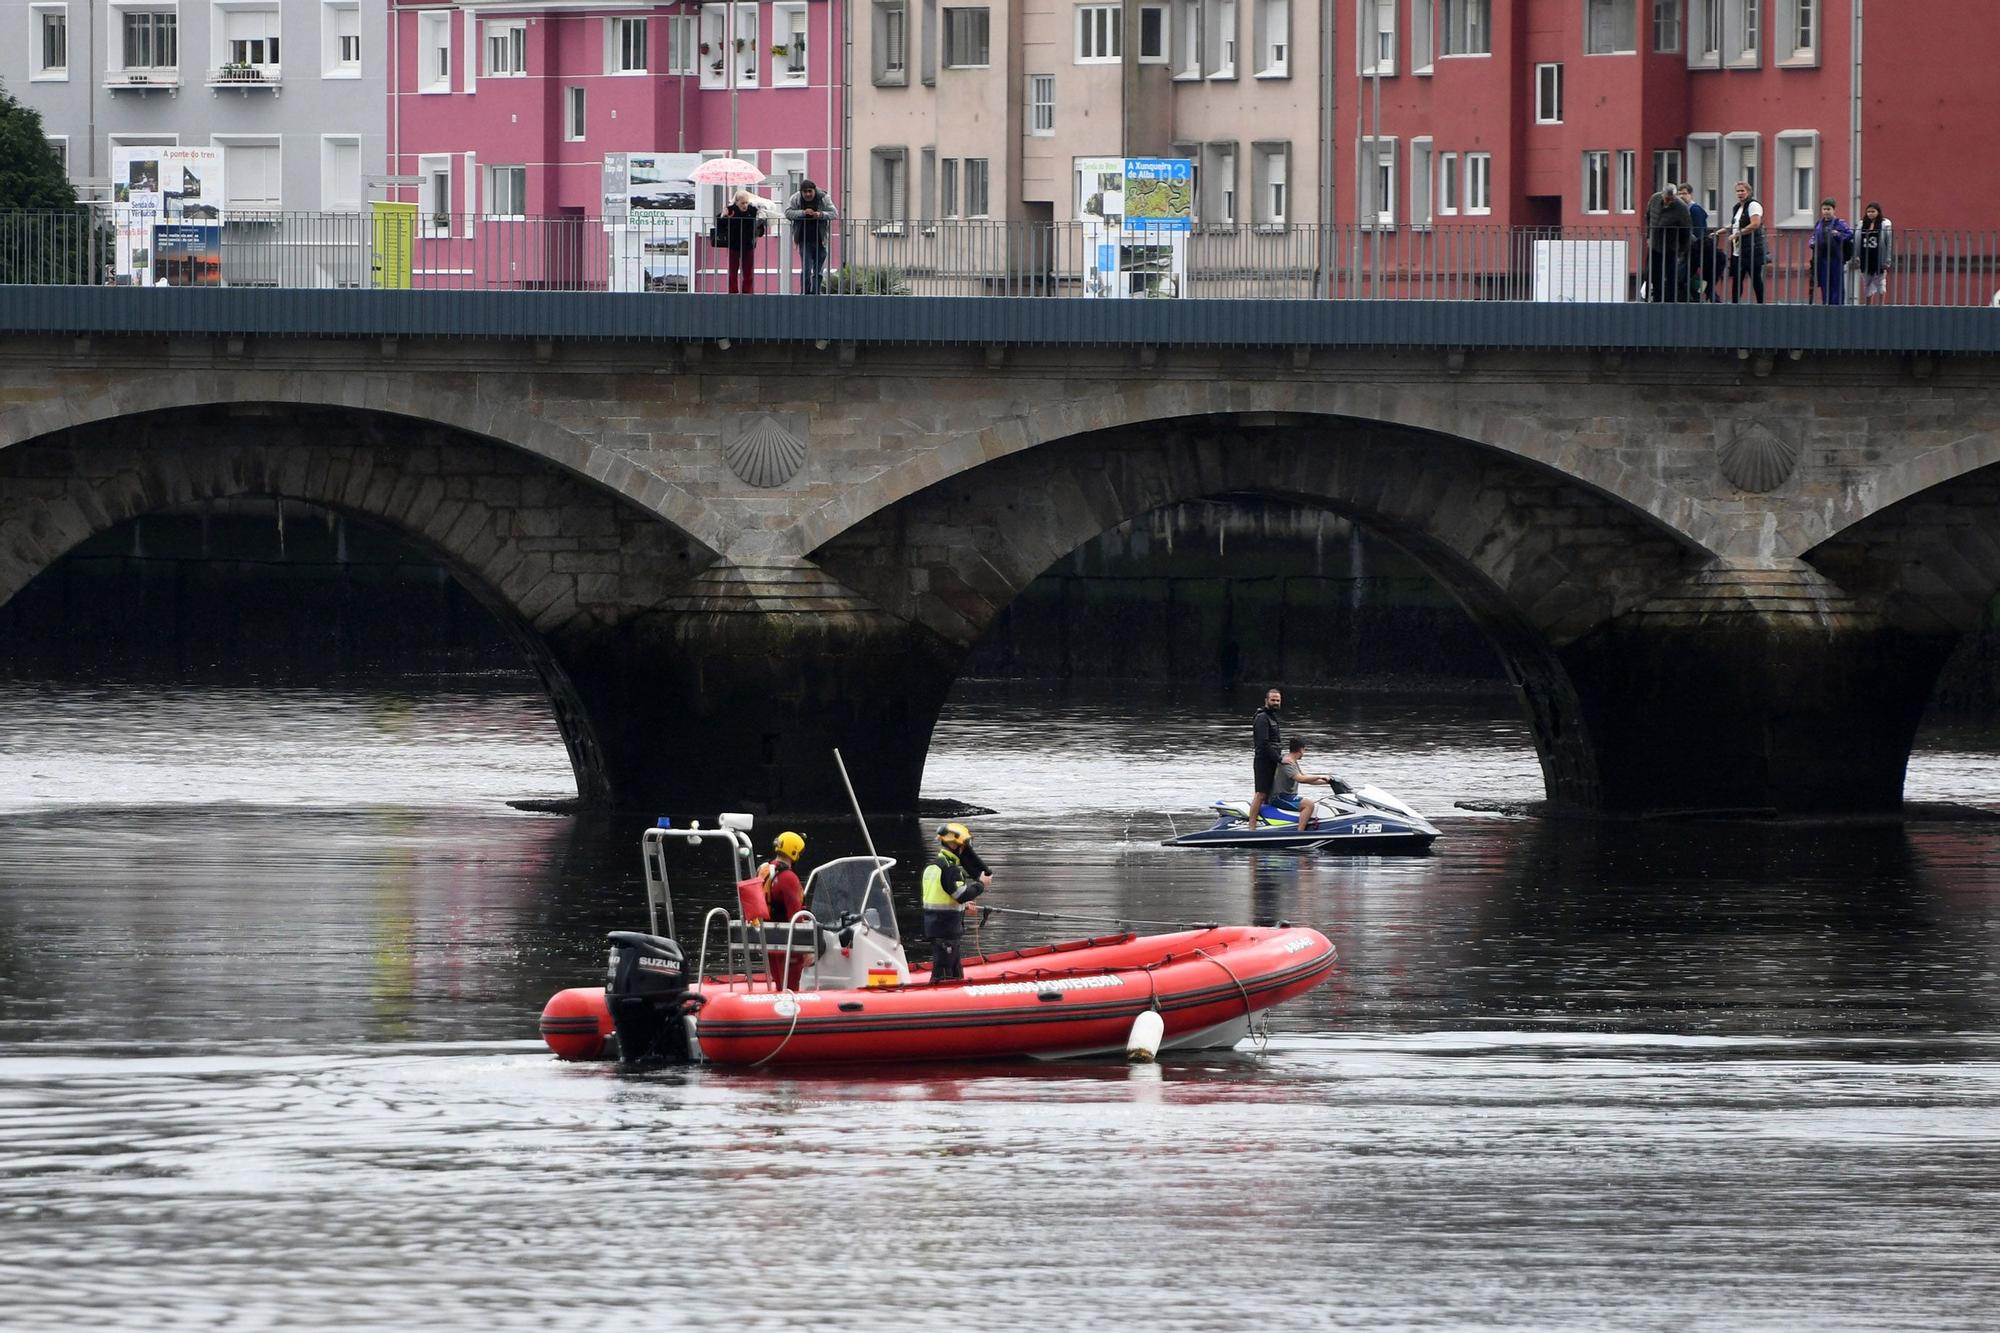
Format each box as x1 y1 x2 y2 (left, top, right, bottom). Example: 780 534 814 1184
1557 561 1959 815
556 560 958 816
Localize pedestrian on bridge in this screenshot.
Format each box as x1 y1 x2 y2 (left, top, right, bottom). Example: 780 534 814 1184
786 181 839 295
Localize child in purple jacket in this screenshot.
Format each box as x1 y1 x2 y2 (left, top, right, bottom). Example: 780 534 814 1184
1809 198 1856 306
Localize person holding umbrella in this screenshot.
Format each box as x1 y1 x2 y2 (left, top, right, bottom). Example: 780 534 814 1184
690 157 768 292
713 189 767 294
786 180 839 295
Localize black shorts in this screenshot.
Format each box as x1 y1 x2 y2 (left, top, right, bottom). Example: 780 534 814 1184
1253 759 1277 793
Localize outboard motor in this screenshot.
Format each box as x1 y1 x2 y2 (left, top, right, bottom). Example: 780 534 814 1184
605 931 700 1064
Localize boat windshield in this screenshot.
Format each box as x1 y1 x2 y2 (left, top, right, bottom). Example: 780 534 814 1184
802 856 899 942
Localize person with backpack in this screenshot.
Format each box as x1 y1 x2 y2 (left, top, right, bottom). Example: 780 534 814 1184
1855 202 1895 305
1722 181 1767 304
1808 198 1856 306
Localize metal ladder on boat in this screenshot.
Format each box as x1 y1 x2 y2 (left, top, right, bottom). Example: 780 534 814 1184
697 907 820 994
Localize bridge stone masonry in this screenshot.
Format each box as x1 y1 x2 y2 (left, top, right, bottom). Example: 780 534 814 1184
1 292 1998 816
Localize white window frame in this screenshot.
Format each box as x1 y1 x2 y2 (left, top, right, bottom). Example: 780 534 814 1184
1723 131 1759 203
1775 129 1818 227
483 17 526 77
418 152 453 236
1171 0 1202 77
1252 141 1288 227
1252 0 1287 75
1653 148 1683 197
1440 0 1488 57
319 133 362 211
606 16 648 74
664 14 696 75
1028 73 1055 135
32 3 70 81
1207 0 1236 77
111 3 181 78
1358 0 1394 76
1535 63 1562 123
1582 150 1610 215
213 132 282 212
872 145 909 232
1584 0 1637 54
418 9 451 92
943 6 990 67
1616 148 1637 213
874 1 908 84
1410 136 1433 228
1464 151 1491 214
320 2 360 78
1688 0 1720 66
47 134 70 173
1653 0 1682 52
940 155 959 218
964 157 991 218
482 164 527 220
1437 149 1458 215
698 4 760 89
1685 133 1720 214
1359 136 1395 228
1776 0 1816 65
1076 4 1121 63
772 2 808 86
564 86 586 141
1139 3 1169 61
770 148 810 202
212 1 283 81
1411 0 1434 73
1725 0 1759 67
1202 141 1237 226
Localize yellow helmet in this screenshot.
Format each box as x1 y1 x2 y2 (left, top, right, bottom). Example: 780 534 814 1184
936 822 971 850
773 831 805 860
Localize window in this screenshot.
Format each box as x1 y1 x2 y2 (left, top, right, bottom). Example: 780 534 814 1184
320 135 361 211
918 147 937 223
1724 133 1758 201
1776 130 1817 225
1029 74 1055 134
216 136 280 210
943 7 989 66
1465 151 1491 213
1585 0 1636 53
1438 150 1458 214
47 136 69 172
1171 0 1201 75
1727 0 1758 65
483 164 526 219
1582 150 1610 214
1690 0 1720 63
1253 142 1288 225
1359 137 1394 227
1202 142 1236 225
699 4 759 88
484 19 525 75
872 146 908 228
1077 4 1121 61
1411 0 1433 72
219 5 282 75
1254 0 1287 74
1441 0 1487 55
1358 0 1393 74
665 15 696 74
608 16 647 72
419 154 453 235
419 9 450 90
1140 4 1168 60
773 3 807 84
1408 137 1433 226
1653 0 1682 51
1777 0 1815 63
921 0 936 82
120 9 178 70
1686 134 1719 213
324 2 361 74
1535 63 1562 122
874 1 908 82
965 158 990 217
941 156 958 216
1208 0 1236 74
1616 149 1637 212
33 5 68 78
771 148 809 201
1652 148 1682 196
564 87 585 140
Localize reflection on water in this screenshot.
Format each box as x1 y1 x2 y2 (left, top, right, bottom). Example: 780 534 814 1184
1 678 1998 1329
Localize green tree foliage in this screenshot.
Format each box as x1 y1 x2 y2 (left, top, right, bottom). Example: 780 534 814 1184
1 80 96 283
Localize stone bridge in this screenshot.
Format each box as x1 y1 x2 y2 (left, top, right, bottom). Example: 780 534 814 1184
1 293 1997 815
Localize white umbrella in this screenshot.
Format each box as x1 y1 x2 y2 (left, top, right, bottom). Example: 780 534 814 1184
746 193 786 220
691 157 765 187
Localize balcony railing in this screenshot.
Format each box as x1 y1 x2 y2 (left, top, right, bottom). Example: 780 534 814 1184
2 209 1997 309
103 68 181 89
207 64 281 87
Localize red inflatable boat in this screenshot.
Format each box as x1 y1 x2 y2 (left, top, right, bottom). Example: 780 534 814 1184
539 821 1337 1068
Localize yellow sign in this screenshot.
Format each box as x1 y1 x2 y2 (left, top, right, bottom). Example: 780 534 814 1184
371 201 418 289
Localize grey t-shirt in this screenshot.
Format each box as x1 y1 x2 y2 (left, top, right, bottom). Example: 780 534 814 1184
1273 758 1304 798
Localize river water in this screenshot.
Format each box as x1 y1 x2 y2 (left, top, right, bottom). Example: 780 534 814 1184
2 678 1997 1330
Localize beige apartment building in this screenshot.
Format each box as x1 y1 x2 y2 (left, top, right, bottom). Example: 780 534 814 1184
849 0 1332 287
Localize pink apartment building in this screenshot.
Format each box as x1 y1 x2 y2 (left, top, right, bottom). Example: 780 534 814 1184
389 1 845 288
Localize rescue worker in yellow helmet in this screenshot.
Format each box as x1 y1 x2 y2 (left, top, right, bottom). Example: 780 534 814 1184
756 831 808 990
920 822 991 984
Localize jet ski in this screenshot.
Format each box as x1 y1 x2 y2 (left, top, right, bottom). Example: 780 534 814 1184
1162 784 1439 852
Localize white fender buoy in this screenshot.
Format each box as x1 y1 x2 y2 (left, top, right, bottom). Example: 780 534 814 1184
1126 1010 1164 1063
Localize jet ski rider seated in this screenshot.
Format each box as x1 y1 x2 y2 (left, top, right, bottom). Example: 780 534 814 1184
1269 738 1352 828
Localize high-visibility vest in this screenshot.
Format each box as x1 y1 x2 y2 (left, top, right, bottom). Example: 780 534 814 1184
921 850 963 911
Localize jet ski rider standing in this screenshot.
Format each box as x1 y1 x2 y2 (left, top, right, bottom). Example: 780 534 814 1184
922 822 991 983
1248 687 1283 828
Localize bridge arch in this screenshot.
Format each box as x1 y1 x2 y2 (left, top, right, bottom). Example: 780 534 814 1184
0 404 720 803
812 412 1708 806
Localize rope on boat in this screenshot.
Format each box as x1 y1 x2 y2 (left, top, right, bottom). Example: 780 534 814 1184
1193 947 1269 1053
747 987 806 1069
978 906 1222 932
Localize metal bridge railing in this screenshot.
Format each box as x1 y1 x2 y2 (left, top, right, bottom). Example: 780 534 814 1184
3 209 1996 307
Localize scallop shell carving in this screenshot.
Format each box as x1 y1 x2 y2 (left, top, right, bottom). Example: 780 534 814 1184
722 413 808 488
1717 419 1800 494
